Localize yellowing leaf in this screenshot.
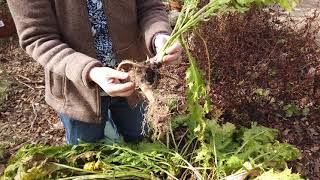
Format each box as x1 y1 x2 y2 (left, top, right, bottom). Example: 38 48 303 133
255 168 303 180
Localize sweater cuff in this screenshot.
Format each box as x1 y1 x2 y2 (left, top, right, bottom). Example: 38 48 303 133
82 60 103 88
151 32 171 56
144 20 172 56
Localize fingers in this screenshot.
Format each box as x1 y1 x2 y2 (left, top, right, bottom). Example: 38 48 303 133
163 53 182 65
89 67 129 84
90 67 136 97
154 33 183 64
165 42 183 55
105 68 129 80
103 81 135 97
162 42 183 64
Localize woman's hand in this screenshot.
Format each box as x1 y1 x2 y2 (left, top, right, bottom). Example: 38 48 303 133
154 34 183 65
89 67 135 97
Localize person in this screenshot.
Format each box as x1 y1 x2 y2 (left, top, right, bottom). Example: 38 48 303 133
7 0 182 144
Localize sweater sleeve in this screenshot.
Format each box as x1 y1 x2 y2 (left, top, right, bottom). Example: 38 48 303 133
7 0 102 88
136 0 172 56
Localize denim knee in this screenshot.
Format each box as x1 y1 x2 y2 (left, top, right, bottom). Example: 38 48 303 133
59 113 105 144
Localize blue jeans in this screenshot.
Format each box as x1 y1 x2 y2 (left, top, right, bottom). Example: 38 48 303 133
59 96 146 144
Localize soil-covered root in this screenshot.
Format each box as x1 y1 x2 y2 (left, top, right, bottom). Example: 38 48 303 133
145 98 171 139
117 60 171 139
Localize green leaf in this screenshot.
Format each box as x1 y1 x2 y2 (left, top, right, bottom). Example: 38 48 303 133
194 144 212 166
255 168 303 180
283 104 300 118
243 123 278 145
302 107 310 117
255 88 270 97
236 0 255 6
225 155 244 170
278 0 299 11
205 121 237 153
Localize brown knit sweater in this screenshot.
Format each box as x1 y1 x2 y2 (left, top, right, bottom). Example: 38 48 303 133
7 0 171 123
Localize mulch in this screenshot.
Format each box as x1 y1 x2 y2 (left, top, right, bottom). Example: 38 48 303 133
0 36 65 166
0 2 65 175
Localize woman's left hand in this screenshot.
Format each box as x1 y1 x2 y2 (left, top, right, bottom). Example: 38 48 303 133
154 34 183 65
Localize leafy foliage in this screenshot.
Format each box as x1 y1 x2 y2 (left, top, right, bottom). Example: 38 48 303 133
283 103 310 118
235 0 298 11
283 104 300 117
2 142 188 180
184 40 211 141
255 168 303 180
1 122 301 179
187 121 300 178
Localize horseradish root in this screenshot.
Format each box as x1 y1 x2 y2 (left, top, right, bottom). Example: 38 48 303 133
117 60 170 138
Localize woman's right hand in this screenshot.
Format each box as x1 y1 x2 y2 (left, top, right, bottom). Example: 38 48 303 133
89 67 135 97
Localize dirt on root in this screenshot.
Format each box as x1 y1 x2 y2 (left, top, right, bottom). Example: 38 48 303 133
117 61 175 138
189 7 320 180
